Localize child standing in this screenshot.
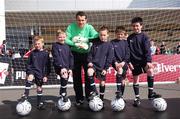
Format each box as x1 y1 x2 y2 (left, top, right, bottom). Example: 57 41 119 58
21 36 51 110
127 17 161 107
111 26 130 99
87 26 114 102
52 29 74 102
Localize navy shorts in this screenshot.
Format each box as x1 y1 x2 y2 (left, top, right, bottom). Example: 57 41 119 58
131 63 147 76
34 77 43 86
95 70 106 81
27 73 44 86
91 67 106 81
112 63 128 78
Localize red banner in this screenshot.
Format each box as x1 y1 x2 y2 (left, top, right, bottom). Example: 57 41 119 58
85 55 180 83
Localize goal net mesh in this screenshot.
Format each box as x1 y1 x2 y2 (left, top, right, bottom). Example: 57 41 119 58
1 7 180 87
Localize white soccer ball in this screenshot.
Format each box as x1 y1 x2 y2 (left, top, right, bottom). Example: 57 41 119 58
16 100 32 116
57 98 71 111
72 36 88 43
152 98 167 111
89 96 103 111
111 98 125 111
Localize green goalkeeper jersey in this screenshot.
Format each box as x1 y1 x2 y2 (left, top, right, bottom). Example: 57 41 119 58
65 22 98 53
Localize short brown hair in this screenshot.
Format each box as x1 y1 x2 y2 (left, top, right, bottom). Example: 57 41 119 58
99 25 109 33
115 26 126 34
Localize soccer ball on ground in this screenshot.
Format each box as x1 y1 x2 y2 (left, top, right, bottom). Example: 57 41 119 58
16 100 32 116
111 98 125 111
57 98 71 111
152 98 167 111
89 96 103 111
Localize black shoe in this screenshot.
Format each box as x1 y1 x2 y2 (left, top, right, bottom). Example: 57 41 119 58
100 95 104 102
101 102 105 110
62 96 68 102
89 92 98 100
115 91 122 99
59 93 68 102
75 100 84 107
148 92 161 100
37 102 46 110
133 97 141 107
19 95 28 102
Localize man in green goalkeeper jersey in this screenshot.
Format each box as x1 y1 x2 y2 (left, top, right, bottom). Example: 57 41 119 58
65 11 98 106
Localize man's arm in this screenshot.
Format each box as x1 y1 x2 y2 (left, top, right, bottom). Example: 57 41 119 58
88 25 99 41
65 25 76 47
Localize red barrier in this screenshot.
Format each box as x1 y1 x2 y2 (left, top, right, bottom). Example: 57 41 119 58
83 55 180 83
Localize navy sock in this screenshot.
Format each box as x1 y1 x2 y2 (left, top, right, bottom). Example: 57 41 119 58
133 84 139 98
89 76 97 93
100 85 105 101
37 90 43 104
60 78 68 96
147 76 154 95
24 80 33 96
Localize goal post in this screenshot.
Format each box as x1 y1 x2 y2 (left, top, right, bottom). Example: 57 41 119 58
0 0 5 45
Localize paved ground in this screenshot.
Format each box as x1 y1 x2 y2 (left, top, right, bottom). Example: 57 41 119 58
0 83 180 119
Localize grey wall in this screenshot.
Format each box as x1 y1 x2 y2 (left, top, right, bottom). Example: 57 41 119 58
5 0 180 12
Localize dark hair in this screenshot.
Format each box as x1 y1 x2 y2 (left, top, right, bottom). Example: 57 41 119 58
115 26 126 34
76 11 87 19
131 17 143 25
2 40 6 44
99 25 109 32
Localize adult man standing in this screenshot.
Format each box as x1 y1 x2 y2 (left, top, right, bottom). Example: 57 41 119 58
65 11 98 106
